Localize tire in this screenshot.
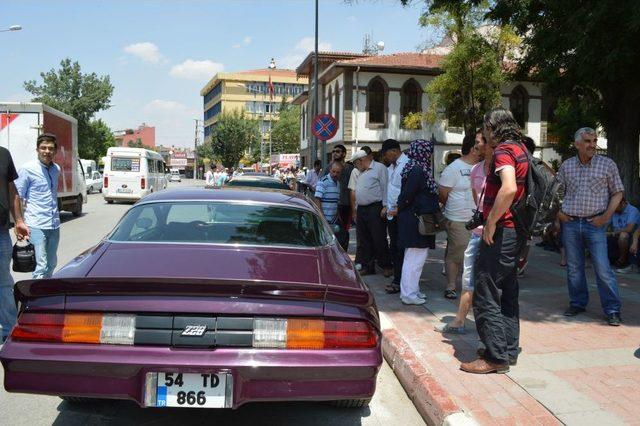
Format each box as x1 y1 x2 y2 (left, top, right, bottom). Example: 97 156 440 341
331 398 371 408
106 199 114 204
72 194 83 217
88 186 93 194
60 396 96 404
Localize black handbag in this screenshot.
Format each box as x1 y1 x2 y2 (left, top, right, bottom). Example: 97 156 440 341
12 240 36 273
416 210 446 236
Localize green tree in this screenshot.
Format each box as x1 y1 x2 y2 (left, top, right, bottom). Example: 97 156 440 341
271 103 301 154
490 0 640 201
83 119 115 161
23 58 114 160
126 139 145 149
425 29 504 134
204 110 261 168
401 0 514 135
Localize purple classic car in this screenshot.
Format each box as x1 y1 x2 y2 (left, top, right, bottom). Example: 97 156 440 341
0 188 382 409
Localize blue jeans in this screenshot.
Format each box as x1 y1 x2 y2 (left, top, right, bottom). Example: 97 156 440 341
562 219 621 315
0 230 16 339
30 227 60 279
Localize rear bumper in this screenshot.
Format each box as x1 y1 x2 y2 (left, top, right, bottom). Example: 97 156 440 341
0 340 382 408
103 190 148 201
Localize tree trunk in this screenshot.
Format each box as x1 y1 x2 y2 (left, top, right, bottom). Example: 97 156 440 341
602 91 640 205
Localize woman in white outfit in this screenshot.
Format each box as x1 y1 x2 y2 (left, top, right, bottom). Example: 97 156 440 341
396 139 440 305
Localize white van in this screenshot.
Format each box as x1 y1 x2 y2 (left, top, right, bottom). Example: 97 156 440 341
103 147 167 203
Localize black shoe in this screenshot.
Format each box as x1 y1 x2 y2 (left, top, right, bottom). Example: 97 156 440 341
563 306 586 316
607 313 622 326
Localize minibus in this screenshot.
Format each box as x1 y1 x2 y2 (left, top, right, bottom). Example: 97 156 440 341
103 147 167 203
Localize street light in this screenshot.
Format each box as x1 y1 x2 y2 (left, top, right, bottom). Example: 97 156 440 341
0 25 22 32
268 58 276 174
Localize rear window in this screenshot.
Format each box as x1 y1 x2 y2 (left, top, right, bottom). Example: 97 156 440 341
111 157 140 172
109 201 329 247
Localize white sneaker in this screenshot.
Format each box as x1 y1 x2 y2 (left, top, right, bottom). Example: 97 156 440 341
401 296 426 305
417 292 426 299
615 265 633 274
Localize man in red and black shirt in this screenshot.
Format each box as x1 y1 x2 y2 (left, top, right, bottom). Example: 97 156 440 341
461 108 529 374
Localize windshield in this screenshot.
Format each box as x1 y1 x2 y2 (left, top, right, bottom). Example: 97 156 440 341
111 157 140 172
109 201 329 247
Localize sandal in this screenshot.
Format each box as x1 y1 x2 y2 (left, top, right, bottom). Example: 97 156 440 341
444 289 457 300
385 283 400 294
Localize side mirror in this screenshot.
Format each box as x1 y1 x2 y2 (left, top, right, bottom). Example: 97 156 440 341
135 217 153 230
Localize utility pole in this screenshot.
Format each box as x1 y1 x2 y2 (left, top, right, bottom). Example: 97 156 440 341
314 0 322 168
194 119 202 180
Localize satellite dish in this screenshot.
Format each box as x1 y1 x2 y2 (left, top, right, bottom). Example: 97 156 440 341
377 41 385 51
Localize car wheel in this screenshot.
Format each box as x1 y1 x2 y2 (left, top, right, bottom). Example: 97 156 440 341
88 185 93 194
72 194 83 217
331 398 371 408
60 396 97 404
106 199 114 204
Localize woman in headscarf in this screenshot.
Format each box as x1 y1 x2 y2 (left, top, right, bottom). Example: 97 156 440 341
397 139 440 305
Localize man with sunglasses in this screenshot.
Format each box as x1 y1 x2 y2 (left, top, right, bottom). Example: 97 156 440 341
321 145 354 251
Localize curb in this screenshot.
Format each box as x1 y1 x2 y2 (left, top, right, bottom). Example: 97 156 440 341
381 325 478 426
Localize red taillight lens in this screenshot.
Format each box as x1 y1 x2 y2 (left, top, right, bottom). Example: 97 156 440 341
10 312 65 342
141 178 146 189
324 321 378 349
104 176 109 188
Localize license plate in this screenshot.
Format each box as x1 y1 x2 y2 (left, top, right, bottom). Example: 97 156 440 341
155 372 228 408
117 188 133 193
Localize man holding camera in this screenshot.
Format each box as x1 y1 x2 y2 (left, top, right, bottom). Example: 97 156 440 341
0 146 29 341
460 109 529 374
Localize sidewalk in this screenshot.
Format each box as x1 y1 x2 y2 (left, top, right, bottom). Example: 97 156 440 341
361 238 640 425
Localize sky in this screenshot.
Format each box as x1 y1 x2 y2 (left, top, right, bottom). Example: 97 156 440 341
1 0 436 148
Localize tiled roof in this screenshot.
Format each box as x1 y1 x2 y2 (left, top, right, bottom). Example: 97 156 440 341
337 53 445 69
234 68 299 77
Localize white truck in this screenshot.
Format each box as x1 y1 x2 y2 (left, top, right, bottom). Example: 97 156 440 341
0 102 87 216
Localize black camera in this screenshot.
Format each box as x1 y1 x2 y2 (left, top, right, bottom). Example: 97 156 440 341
465 209 484 230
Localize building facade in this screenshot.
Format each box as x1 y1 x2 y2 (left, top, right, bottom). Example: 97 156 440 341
199 69 308 145
293 52 573 177
114 124 156 148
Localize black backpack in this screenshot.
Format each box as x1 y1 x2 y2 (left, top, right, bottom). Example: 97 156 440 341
510 142 561 238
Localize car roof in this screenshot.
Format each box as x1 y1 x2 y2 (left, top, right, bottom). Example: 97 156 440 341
140 186 315 211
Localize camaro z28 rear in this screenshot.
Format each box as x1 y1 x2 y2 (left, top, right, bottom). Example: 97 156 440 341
0 188 382 409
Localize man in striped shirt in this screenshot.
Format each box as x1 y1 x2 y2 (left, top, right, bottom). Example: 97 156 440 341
314 161 343 224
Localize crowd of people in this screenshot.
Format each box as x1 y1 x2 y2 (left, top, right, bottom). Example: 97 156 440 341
310 107 626 374
0 108 630 376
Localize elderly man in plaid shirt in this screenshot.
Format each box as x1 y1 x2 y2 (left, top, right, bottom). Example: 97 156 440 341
557 127 624 326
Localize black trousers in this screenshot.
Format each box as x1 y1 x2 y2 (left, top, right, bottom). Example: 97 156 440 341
387 218 404 284
336 204 352 252
473 227 525 364
356 202 392 270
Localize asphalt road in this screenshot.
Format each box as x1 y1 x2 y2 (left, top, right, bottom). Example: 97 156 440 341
1 180 425 426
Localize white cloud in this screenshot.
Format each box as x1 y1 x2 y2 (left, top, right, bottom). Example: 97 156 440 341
347 16 357 23
232 43 242 49
169 60 224 82
143 99 196 114
278 37 333 70
243 36 252 45
123 42 165 64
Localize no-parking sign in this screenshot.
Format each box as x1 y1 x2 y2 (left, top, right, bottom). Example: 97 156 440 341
311 114 338 141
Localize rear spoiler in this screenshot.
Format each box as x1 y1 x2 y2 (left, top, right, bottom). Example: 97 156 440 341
14 277 374 308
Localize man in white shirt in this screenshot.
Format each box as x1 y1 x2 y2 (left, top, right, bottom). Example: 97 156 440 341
381 139 409 293
304 160 322 193
205 166 215 186
439 133 481 299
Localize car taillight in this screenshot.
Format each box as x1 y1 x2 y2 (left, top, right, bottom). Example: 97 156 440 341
253 318 377 349
104 176 109 188
141 178 146 189
11 312 136 345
